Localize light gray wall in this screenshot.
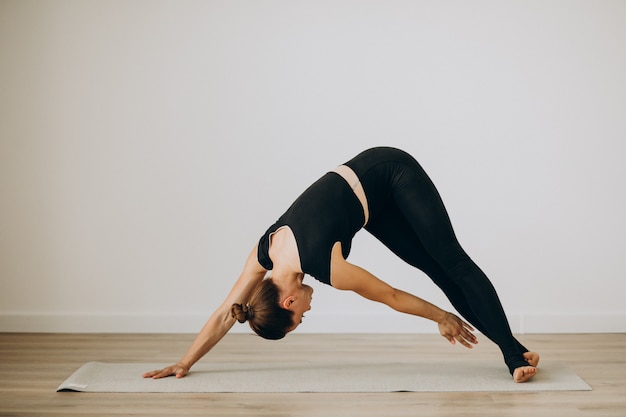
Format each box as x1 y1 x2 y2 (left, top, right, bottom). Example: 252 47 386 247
1 0 625 333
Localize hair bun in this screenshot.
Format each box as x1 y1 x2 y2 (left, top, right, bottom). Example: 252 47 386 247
231 303 253 323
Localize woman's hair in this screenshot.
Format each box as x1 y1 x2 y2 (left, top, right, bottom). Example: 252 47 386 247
231 278 294 340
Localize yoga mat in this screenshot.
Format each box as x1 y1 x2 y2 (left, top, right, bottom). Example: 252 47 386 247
57 361 591 393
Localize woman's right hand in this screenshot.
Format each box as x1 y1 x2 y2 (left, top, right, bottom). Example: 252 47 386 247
142 362 190 379
437 312 478 349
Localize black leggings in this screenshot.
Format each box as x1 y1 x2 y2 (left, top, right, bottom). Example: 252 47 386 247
363 159 529 374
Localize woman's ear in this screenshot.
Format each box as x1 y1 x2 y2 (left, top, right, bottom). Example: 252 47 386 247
281 296 295 310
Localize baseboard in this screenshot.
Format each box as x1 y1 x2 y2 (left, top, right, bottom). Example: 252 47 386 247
0 312 624 333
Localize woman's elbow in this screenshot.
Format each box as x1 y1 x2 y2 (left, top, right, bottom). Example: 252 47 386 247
385 288 403 310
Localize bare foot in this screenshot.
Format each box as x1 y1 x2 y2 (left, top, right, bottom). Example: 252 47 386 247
513 365 537 383
523 351 540 367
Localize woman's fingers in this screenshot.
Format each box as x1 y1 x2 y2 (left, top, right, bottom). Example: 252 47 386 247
142 365 188 379
142 370 160 378
154 369 173 379
462 320 475 332
456 333 474 349
142 369 169 379
463 326 478 345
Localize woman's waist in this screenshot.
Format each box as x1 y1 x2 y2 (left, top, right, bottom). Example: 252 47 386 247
332 165 369 226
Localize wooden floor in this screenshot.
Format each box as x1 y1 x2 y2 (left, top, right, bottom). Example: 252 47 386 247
1 333 624 417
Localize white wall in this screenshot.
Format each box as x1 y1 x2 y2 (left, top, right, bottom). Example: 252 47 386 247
1 0 625 334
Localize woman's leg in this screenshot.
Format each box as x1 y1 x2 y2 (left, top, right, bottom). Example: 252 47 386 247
378 162 531 375
365 204 529 361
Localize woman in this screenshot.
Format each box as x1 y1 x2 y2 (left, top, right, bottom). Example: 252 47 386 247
143 147 539 383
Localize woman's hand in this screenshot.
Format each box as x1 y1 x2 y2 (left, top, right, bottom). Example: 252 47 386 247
438 312 478 349
142 362 190 379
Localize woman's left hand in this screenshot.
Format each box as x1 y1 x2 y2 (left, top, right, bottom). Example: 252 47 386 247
438 312 478 349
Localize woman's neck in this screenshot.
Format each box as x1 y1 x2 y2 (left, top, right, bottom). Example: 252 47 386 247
271 270 304 290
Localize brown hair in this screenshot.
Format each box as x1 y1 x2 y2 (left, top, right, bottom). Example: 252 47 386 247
231 278 294 340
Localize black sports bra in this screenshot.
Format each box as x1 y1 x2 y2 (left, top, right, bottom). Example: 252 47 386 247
257 172 364 285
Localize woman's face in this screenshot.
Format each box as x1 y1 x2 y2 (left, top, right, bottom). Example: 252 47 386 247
287 283 314 332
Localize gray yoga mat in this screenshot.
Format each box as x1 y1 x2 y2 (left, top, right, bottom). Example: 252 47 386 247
57 361 591 393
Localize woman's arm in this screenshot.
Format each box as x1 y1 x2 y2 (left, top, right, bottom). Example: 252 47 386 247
330 243 477 348
143 245 268 379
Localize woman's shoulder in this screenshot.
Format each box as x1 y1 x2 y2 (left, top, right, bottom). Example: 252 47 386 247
267 226 303 274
